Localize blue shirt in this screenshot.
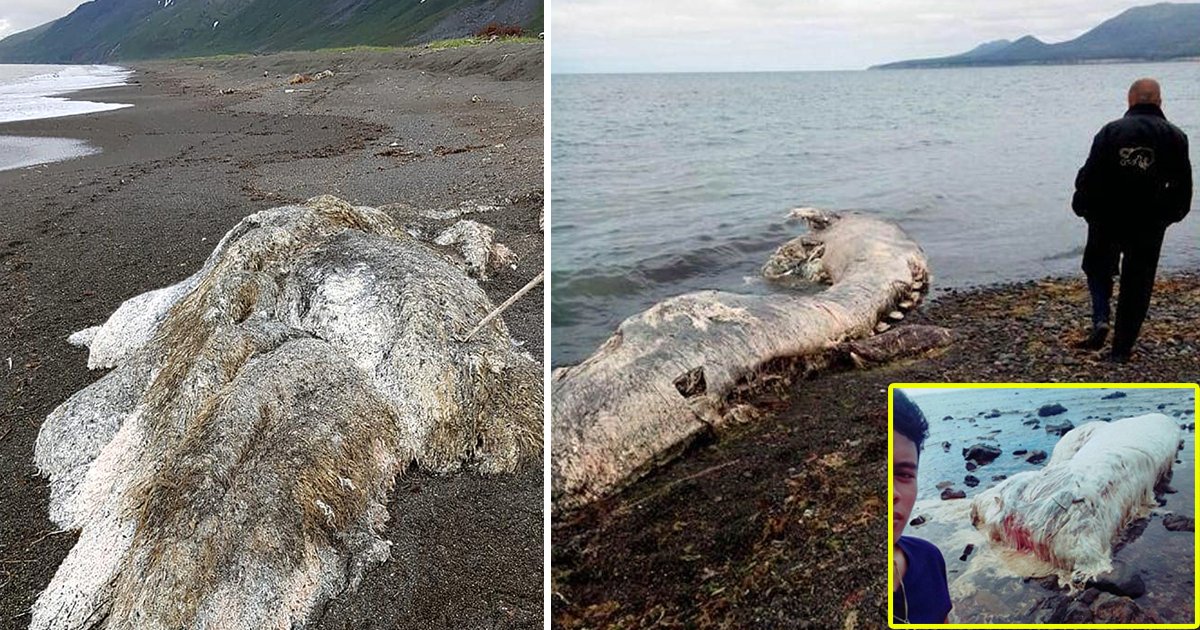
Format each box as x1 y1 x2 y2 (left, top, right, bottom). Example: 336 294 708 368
895 536 952 624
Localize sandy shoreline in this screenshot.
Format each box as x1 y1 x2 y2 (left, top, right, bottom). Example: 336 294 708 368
553 272 1200 628
0 42 542 628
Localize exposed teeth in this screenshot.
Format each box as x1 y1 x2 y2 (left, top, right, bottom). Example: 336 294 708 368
898 300 914 310
875 322 891 333
887 311 904 321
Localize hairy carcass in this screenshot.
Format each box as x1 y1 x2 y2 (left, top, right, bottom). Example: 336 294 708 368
552 208 933 512
32 196 541 629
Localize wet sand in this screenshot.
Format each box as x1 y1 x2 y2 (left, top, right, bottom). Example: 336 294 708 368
0 42 543 628
553 273 1200 628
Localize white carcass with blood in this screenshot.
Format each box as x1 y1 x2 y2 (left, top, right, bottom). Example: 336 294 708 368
970 414 1180 585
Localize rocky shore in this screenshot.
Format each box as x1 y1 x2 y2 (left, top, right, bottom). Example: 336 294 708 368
553 272 1199 628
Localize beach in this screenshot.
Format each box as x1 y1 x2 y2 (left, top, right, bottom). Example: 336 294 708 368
552 273 1199 628
0 42 543 628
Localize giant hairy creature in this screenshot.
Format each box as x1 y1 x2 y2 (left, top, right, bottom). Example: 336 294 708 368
32 196 541 630
970 414 1180 585
551 209 936 512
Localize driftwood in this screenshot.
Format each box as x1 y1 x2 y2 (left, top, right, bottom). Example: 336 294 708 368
970 414 1180 586
32 196 541 630
551 209 931 512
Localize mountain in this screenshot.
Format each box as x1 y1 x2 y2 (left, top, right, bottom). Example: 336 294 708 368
872 2 1200 69
0 0 542 63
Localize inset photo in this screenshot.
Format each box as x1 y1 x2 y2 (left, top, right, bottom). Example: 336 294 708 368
890 384 1198 627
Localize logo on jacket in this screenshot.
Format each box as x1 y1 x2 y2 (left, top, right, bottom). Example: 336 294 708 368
1119 147 1155 171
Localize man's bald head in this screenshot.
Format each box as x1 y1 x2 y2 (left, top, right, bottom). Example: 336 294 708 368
1128 78 1162 108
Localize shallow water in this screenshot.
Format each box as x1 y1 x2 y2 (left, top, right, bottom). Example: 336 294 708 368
899 386 1196 624
552 63 1200 365
0 64 132 171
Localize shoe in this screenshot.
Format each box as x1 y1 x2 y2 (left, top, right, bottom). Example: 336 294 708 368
1107 350 1131 364
1075 324 1109 351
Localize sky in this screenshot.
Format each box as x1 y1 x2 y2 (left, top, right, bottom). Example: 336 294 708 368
0 0 82 40
552 0 1167 73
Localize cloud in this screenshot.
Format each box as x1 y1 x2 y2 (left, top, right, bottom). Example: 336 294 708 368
552 0 1155 72
0 0 82 38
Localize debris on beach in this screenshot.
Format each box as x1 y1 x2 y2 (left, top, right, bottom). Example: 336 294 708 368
287 69 333 85
32 196 541 630
552 208 935 512
970 414 1179 586
434 219 517 279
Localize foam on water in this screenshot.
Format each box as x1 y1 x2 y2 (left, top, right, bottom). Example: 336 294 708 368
0 64 132 172
0 64 133 124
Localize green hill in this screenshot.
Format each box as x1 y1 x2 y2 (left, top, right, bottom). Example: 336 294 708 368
873 2 1200 69
0 0 542 63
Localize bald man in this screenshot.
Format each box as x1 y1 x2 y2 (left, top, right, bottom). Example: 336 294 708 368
1072 78 1192 362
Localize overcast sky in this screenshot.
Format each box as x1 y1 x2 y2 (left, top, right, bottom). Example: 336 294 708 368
0 0 81 40
552 0 1160 73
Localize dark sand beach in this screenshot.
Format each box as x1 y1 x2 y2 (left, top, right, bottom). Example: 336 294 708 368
553 273 1199 628
0 42 542 628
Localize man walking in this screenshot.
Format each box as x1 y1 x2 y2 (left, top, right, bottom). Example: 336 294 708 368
1072 78 1192 362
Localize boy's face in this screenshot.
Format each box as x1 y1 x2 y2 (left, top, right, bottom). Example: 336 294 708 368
892 430 919 545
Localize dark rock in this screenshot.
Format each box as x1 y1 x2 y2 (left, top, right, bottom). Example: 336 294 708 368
985 410 1001 418
1090 592 1161 623
941 488 966 500
935 480 953 490
1045 420 1074 436
1101 391 1127 400
909 515 926 527
1046 598 1094 624
965 462 977 471
1163 514 1194 532
1090 561 1146 598
941 440 951 452
1026 449 1048 464
1157 403 1167 410
1013 448 1028 455
963 443 1002 465
958 543 975 561
964 475 980 487
1038 403 1068 417
1022 418 1039 426
991 474 1007 481
1080 588 1102 605
942 415 953 421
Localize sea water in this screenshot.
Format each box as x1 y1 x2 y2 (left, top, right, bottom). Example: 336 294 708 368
551 63 1200 365
0 64 133 172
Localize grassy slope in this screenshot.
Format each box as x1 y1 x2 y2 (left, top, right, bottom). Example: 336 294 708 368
0 0 540 62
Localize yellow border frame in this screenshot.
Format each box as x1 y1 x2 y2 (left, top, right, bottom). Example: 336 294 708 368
887 382 1200 629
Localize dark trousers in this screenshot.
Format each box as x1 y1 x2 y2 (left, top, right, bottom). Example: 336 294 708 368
1082 222 1166 355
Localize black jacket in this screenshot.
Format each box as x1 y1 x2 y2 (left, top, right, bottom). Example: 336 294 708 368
1072 103 1192 227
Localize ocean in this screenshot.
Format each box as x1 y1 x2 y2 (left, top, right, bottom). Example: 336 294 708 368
0 64 133 172
551 63 1200 366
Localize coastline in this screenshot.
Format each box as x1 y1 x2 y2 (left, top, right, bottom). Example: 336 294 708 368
0 42 543 628
553 272 1200 628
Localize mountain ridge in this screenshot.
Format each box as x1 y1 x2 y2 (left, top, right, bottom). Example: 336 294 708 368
0 0 542 63
872 2 1200 69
